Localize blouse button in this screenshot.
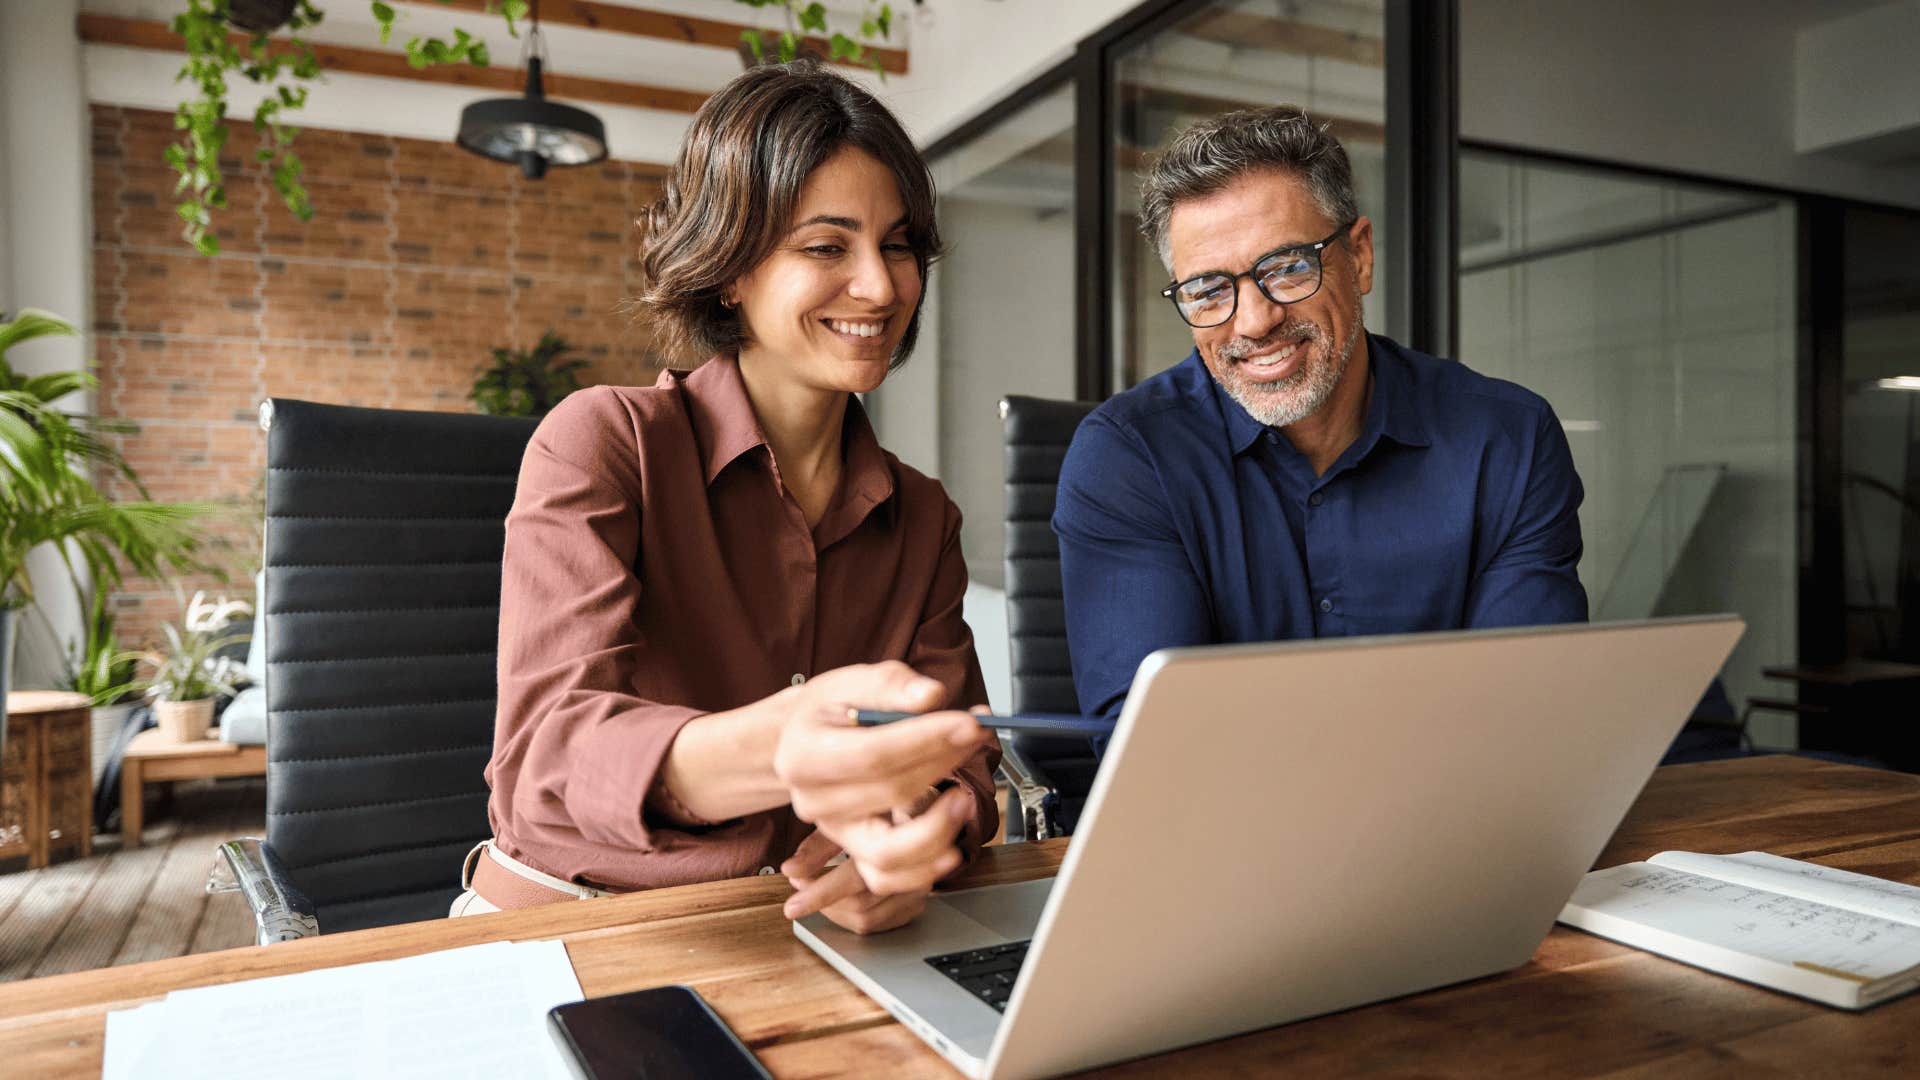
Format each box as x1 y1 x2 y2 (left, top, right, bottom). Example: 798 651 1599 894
757 866 778 876
790 673 806 687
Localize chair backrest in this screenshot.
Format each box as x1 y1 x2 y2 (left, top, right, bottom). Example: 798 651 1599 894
1001 394 1100 830
262 398 538 933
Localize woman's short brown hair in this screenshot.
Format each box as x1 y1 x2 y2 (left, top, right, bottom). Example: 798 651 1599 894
638 61 941 366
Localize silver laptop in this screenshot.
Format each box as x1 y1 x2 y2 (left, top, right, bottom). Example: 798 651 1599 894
795 616 1744 1079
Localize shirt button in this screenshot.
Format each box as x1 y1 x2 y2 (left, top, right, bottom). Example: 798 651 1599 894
1319 598 1334 614
790 673 806 687
1265 430 1281 445
757 866 778 876
1308 492 1324 507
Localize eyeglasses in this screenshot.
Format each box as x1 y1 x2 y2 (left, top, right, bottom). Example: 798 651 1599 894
1161 220 1355 328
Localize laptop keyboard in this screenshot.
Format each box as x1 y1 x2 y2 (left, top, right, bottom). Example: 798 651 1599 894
925 940 1031 1012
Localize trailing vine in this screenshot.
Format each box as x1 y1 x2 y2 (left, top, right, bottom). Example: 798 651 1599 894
736 2 895 73
167 0 900 255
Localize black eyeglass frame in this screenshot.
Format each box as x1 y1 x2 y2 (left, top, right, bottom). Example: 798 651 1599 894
1160 219 1358 328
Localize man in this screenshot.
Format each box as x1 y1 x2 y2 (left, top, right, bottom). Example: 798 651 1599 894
1055 105 1587 721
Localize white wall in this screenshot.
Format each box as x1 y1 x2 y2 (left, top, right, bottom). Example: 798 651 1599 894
1459 0 1920 212
1795 1 1920 160
935 195 1078 587
2 0 97 688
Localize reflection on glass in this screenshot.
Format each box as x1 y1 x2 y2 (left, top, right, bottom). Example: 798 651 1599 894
1840 208 1920 662
1111 0 1389 389
1458 149 1796 745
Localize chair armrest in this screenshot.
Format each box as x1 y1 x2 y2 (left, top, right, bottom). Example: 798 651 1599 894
209 836 319 944
995 737 1060 843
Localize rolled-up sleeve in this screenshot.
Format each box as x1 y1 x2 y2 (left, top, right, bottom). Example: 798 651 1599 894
910 499 1002 860
490 388 701 855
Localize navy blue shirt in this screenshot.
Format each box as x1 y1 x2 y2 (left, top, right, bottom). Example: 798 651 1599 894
1054 333 1587 719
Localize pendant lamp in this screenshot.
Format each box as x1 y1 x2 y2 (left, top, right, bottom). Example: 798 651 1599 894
455 0 607 179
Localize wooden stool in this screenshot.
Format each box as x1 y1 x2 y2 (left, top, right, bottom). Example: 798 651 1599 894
2 690 94 869
120 727 268 849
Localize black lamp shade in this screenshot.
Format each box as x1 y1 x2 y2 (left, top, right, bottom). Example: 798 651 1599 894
456 59 608 179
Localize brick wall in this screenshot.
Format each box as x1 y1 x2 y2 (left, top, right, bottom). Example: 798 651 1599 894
89 105 668 649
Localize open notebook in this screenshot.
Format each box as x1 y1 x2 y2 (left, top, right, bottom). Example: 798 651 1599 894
1560 851 1920 1009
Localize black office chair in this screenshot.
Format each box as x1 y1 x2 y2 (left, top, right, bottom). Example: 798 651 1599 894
216 398 539 939
998 394 1100 842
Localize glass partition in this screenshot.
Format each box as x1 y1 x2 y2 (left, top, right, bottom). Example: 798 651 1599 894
1458 149 1797 744
904 82 1078 590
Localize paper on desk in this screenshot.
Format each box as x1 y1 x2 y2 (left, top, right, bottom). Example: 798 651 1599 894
102 939 584 1080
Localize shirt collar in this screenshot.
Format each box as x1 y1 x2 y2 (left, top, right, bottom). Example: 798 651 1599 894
681 355 896 531
1206 333 1432 460
683 354 767 486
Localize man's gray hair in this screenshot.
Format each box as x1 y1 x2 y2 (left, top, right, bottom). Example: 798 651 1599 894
1139 105 1358 272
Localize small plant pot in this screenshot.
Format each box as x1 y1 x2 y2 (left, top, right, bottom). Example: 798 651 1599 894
226 0 298 32
155 698 215 743
91 702 139 787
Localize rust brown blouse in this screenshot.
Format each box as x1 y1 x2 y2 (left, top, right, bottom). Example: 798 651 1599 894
486 355 998 892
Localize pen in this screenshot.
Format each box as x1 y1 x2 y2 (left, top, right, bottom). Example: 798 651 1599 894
851 710 1114 737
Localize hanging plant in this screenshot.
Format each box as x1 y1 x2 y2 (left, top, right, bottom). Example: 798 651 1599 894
167 0 526 255
736 1 897 72
167 0 904 255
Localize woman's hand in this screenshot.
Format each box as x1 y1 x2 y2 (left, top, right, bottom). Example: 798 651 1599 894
771 661 987 826
781 787 972 933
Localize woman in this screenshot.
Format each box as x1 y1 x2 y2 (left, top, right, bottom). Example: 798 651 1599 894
454 61 1000 936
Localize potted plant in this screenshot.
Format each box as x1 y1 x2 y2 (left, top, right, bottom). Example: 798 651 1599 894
54 588 149 787
469 330 587 417
1 309 210 754
139 591 252 743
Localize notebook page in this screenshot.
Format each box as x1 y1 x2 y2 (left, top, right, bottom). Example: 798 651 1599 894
1650 851 1920 926
103 939 585 1080
1568 863 1920 983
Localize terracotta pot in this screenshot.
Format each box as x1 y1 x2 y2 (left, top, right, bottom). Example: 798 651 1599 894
155 698 215 743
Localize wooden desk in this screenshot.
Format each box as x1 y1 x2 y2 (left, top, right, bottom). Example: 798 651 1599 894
3 755 1919 1076
1762 659 1920 688
1762 660 1920 768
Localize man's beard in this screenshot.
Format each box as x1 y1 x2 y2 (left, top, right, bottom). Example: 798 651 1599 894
1212 315 1358 429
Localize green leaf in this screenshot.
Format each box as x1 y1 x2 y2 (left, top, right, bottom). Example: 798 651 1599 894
878 4 892 38
468 40 489 66
371 1 395 44
778 30 797 62
500 0 528 36
829 33 857 61
798 3 828 33
741 28 765 61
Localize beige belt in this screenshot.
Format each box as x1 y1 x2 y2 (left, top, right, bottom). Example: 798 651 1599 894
462 841 609 909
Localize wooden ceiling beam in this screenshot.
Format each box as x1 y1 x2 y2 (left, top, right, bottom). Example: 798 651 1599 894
1175 11 1383 68
425 0 909 75
78 13 710 114
1117 81 1385 146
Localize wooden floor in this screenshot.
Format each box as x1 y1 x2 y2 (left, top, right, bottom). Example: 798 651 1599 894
0 778 263 982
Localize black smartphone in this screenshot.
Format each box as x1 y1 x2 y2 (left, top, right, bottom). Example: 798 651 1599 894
547 985 771 1080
